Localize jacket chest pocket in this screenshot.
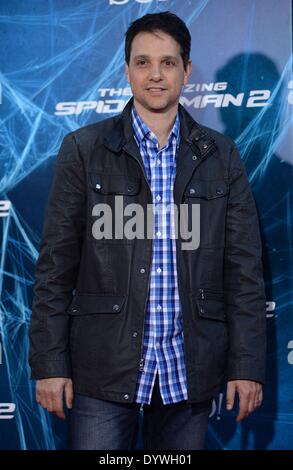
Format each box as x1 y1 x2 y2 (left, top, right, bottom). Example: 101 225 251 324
184 179 229 201
89 173 141 196
183 179 229 247
87 172 141 243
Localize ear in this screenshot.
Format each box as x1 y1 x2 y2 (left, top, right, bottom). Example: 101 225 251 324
183 59 192 85
125 62 130 84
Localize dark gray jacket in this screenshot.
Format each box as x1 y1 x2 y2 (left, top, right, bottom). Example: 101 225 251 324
29 97 266 404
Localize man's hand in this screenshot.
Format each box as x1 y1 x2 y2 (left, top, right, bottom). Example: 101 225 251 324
36 378 73 420
226 380 263 422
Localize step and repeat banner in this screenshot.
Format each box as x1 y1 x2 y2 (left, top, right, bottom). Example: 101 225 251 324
0 0 292 450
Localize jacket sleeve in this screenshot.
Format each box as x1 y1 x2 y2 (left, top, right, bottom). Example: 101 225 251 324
29 132 86 379
224 142 267 384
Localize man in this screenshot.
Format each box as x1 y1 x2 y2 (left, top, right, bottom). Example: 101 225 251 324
29 11 266 450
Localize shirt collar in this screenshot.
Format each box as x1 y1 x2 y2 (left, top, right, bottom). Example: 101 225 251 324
131 103 180 149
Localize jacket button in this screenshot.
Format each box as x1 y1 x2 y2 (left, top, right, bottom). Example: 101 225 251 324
95 183 101 189
216 188 224 195
203 143 208 149
194 136 200 141
189 188 196 195
140 268 146 274
113 304 120 311
127 186 133 192
132 332 138 337
192 155 197 160
123 394 129 400
72 307 78 313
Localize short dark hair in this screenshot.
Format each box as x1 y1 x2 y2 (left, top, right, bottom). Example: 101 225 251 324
125 11 191 70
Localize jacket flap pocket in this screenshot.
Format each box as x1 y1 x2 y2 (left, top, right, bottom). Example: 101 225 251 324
68 294 127 315
88 173 140 195
184 180 228 200
196 298 226 321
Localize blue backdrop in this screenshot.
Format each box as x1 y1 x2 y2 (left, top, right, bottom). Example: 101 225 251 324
0 0 292 450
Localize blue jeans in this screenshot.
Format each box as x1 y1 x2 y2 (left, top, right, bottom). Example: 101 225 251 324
68 372 212 450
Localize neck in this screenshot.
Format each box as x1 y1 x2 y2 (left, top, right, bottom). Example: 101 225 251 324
133 98 179 148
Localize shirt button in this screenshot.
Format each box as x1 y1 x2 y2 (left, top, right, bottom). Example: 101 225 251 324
156 267 162 273
156 194 161 201
123 394 129 400
155 342 161 349
156 231 161 237
140 268 146 274
157 159 161 165
157 304 162 311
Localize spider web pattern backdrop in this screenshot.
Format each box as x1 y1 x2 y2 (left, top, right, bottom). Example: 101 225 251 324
0 0 292 450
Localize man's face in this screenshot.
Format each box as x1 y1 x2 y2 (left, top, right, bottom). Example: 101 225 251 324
125 30 192 112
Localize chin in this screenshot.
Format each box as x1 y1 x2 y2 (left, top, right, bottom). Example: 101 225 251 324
134 95 173 112
146 100 170 111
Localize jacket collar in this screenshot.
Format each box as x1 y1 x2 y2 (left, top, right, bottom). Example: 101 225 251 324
103 96 216 159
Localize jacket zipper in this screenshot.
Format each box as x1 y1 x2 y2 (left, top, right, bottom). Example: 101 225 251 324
138 196 153 372
139 251 152 372
122 147 153 374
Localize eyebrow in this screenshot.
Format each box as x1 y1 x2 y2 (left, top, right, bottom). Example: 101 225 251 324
133 54 179 61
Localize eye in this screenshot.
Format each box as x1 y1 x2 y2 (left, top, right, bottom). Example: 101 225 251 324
136 59 148 66
164 60 176 66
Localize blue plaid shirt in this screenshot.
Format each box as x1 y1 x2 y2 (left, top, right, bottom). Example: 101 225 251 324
131 104 188 405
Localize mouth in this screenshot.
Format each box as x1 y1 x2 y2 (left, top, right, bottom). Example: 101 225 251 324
146 87 167 95
147 87 166 90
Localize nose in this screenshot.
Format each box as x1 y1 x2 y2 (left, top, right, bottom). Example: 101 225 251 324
149 63 163 81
